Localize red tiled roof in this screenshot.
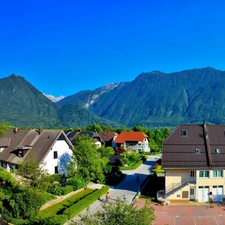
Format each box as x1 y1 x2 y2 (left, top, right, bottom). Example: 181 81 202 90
115 132 149 143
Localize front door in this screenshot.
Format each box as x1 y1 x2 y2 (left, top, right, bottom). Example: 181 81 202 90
198 186 209 202
190 187 195 200
212 186 223 202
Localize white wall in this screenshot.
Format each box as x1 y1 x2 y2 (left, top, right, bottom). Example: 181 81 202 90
44 140 73 174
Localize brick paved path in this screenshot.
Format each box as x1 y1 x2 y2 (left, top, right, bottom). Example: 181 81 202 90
133 199 225 225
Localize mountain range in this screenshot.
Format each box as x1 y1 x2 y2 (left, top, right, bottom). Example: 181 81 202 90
1 67 225 129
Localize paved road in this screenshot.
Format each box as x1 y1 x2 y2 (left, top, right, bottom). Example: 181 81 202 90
65 156 160 224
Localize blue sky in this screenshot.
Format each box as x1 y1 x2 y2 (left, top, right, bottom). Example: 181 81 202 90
1 0 225 97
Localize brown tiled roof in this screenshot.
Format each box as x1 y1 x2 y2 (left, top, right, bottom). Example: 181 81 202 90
0 138 11 147
162 123 225 170
99 132 118 142
0 129 30 162
115 132 149 143
0 129 73 165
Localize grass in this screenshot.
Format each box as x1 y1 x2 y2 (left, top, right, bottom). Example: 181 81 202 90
119 160 143 170
37 188 94 219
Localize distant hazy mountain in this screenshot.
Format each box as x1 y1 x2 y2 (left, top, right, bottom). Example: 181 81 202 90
57 82 126 108
44 94 65 102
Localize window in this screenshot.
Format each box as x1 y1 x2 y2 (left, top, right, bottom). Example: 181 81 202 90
55 166 58 174
199 170 209 178
215 148 221 153
182 129 187 136
182 191 188 198
190 170 195 177
213 170 223 178
190 189 194 195
53 151 58 159
195 148 200 154
18 150 23 157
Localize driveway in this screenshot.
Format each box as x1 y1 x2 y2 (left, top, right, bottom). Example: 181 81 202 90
65 156 159 224
134 198 225 225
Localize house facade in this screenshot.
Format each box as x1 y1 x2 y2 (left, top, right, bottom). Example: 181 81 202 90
98 131 118 149
0 128 73 174
115 132 150 153
162 123 225 203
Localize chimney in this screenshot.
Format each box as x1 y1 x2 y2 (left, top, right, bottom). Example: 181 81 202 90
14 127 19 133
36 128 43 134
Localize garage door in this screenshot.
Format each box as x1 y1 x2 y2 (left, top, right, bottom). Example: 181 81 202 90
213 186 223 202
198 187 209 202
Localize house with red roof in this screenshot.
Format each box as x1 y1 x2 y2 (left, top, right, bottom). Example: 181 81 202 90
114 132 150 153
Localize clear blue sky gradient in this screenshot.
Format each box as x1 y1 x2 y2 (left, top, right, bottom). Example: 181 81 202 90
1 0 225 97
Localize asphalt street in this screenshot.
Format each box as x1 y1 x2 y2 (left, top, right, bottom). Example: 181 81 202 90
65 155 160 225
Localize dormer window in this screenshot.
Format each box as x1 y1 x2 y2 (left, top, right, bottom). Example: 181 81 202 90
182 129 188 137
216 148 221 153
195 148 200 154
18 150 23 157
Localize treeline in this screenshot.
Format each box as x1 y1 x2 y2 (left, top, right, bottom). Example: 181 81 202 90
0 122 170 153
81 124 170 153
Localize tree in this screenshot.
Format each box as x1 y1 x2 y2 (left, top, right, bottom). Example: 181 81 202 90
17 154 49 189
0 121 10 137
2 187 45 220
67 135 107 183
73 198 155 225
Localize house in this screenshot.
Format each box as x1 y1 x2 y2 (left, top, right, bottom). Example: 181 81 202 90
162 122 225 203
98 131 118 149
66 129 104 148
114 132 150 153
0 128 73 174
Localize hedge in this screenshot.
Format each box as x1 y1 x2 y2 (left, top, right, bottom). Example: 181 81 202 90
63 186 109 220
119 160 143 170
37 188 94 219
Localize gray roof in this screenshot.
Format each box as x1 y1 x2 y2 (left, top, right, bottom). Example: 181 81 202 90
66 130 104 145
0 138 11 147
0 129 73 165
162 123 225 170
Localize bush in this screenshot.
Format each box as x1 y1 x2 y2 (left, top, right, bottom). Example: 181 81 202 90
37 188 95 220
61 185 73 195
2 188 45 220
0 167 18 187
119 160 143 170
66 176 87 191
63 186 109 220
47 183 63 196
46 174 63 183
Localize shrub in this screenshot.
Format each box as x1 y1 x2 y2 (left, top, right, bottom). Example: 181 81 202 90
46 174 63 183
66 176 87 191
37 188 95 220
63 186 109 220
0 167 17 187
2 188 45 220
61 185 73 195
119 160 143 170
47 183 63 196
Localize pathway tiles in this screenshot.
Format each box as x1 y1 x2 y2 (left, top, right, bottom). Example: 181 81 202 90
133 199 225 225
